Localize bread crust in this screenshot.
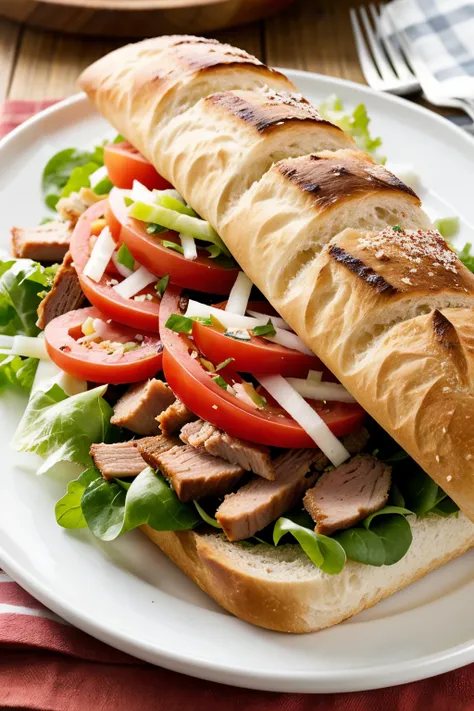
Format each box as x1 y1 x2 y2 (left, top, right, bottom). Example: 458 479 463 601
141 513 474 633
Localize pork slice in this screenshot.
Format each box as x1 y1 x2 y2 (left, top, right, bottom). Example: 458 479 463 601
11 220 71 263
154 445 244 502
90 441 146 480
37 252 85 330
111 379 175 435
216 449 320 541
180 419 275 480
156 398 197 435
135 433 181 468
303 455 391 535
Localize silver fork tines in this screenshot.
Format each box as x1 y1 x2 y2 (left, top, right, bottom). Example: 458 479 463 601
350 4 419 95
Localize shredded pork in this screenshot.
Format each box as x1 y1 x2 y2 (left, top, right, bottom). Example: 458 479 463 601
90 441 146 480
37 252 85 330
111 379 175 435
11 220 71 262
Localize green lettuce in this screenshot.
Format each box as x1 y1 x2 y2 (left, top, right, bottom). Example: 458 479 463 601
319 95 384 161
12 383 113 475
75 467 200 541
0 257 56 337
0 354 38 392
457 243 474 274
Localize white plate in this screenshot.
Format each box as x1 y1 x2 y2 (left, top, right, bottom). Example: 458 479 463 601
1 71 474 694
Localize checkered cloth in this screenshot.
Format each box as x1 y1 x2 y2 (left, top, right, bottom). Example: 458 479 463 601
384 0 474 98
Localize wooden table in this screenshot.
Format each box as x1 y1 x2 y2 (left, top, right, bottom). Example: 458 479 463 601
0 0 366 101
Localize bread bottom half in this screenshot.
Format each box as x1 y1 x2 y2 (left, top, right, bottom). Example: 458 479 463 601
141 513 474 633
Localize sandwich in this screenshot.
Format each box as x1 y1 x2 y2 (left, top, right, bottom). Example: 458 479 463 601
5 35 474 634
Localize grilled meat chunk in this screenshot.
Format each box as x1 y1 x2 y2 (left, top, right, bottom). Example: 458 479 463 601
90 441 146 480
303 455 391 535
135 434 181 467
11 220 71 262
156 398 197 435
215 449 321 541
111 379 175 435
180 419 275 479
153 444 244 502
37 252 85 330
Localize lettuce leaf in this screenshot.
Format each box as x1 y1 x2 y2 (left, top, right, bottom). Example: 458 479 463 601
319 95 384 162
12 383 113 475
0 257 55 337
457 243 474 274
273 515 346 574
79 467 200 541
0 354 37 391
55 467 100 529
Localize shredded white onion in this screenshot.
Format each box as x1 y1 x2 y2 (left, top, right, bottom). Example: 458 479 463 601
10 336 49 361
180 233 197 260
285 377 356 403
256 374 350 467
113 265 157 299
185 300 268 330
246 310 291 331
83 226 116 283
265 330 314 356
32 359 87 396
131 180 155 204
89 165 108 189
111 250 134 278
307 370 323 382
226 272 253 316
233 382 257 408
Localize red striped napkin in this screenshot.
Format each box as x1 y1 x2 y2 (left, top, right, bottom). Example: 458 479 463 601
1 99 474 711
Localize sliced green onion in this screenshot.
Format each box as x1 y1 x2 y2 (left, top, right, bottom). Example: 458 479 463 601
215 357 234 371
158 195 197 217
162 240 184 255
212 374 228 390
200 358 216 372
129 201 231 256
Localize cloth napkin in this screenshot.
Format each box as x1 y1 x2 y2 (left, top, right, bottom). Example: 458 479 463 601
383 0 474 98
2 99 474 711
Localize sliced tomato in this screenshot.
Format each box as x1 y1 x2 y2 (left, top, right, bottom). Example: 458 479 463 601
160 287 365 448
104 142 172 191
192 300 325 377
70 200 161 331
107 188 239 294
45 307 163 384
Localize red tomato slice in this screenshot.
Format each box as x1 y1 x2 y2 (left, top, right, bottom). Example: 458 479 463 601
45 306 163 384
160 286 366 448
70 200 161 331
107 189 240 295
192 300 325 377
104 142 172 191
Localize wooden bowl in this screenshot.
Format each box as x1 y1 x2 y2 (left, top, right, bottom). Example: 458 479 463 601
0 0 296 36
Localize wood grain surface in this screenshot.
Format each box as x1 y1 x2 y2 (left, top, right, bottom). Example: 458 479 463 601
0 0 454 122
0 0 365 101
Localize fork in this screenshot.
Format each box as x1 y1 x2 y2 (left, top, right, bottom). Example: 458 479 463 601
350 3 474 126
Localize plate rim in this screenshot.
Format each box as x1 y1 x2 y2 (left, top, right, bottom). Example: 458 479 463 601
1 71 474 693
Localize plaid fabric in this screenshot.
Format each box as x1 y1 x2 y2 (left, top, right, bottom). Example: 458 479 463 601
384 0 474 98
2 99 474 711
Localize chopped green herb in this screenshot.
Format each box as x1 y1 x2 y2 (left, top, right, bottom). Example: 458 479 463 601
146 223 166 235
392 225 402 232
113 134 126 144
124 197 134 208
242 381 266 407
162 240 184 255
212 375 228 390
200 358 215 372
165 314 193 334
155 274 169 297
215 357 234 371
116 243 134 271
252 319 276 338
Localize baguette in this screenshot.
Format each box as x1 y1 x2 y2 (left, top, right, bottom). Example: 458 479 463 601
80 37 474 630
141 512 474 633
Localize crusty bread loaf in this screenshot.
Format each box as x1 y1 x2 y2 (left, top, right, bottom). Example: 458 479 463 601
80 37 474 630
141 512 474 633
79 36 474 520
